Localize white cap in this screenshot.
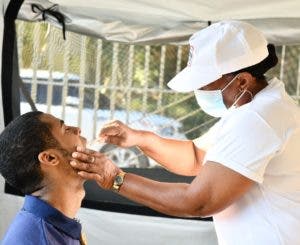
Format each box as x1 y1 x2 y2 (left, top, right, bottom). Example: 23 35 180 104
167 20 269 92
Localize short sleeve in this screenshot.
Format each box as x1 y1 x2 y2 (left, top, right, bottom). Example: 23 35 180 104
205 110 282 183
193 120 221 151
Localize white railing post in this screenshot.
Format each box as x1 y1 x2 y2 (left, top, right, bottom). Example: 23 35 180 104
110 43 119 119
174 45 183 101
126 45 134 124
78 36 87 127
280 45 286 81
93 39 103 139
61 31 70 120
176 46 183 74
31 23 42 103
16 21 25 69
157 45 166 115
46 24 54 114
142 45 150 114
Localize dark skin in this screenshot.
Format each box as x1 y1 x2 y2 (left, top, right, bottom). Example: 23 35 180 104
70 72 268 217
201 72 268 108
33 114 87 218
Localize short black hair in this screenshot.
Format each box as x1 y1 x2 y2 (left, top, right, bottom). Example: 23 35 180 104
0 111 60 194
230 44 278 80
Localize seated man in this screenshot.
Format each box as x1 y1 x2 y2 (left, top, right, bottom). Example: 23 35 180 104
0 111 87 244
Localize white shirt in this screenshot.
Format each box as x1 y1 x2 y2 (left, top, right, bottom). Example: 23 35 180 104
193 78 300 245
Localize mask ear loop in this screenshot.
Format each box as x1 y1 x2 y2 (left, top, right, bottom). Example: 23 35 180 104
244 90 254 100
221 74 239 92
233 89 254 107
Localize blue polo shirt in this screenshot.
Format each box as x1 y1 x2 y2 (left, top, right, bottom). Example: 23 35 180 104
2 195 82 245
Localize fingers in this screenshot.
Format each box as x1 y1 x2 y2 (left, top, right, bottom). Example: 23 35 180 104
77 171 102 182
70 148 121 190
99 121 123 138
71 158 119 190
75 146 106 159
76 146 96 155
72 151 97 164
78 171 113 189
104 135 123 145
70 160 97 172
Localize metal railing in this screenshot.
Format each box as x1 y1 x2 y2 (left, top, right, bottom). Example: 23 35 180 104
16 21 300 143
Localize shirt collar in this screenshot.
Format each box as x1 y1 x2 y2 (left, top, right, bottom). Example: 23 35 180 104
23 195 82 240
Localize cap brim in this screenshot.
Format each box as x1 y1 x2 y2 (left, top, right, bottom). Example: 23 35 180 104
167 67 221 92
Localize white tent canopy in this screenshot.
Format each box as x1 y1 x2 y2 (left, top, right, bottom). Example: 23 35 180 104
18 0 300 45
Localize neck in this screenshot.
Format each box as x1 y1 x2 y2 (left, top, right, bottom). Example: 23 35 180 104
253 79 268 95
33 179 85 219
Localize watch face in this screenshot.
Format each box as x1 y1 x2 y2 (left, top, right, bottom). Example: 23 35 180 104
115 175 123 185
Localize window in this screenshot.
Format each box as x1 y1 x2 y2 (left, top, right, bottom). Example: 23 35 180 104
5 20 300 218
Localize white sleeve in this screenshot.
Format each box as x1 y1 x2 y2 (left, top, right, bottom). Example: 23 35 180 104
193 120 221 151
205 110 282 183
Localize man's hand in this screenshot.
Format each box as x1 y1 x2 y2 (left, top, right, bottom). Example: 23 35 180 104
70 146 120 189
99 120 141 148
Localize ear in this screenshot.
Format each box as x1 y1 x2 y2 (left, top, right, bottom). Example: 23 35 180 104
237 72 254 89
38 150 60 167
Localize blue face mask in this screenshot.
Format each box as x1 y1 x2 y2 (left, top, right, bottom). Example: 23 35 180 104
194 75 243 118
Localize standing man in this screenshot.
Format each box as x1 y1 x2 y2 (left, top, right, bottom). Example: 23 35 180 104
0 111 87 244
71 20 300 245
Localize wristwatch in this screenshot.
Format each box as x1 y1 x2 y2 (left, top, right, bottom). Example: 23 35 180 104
111 171 126 192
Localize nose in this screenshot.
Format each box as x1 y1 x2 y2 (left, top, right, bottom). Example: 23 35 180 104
73 126 81 135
